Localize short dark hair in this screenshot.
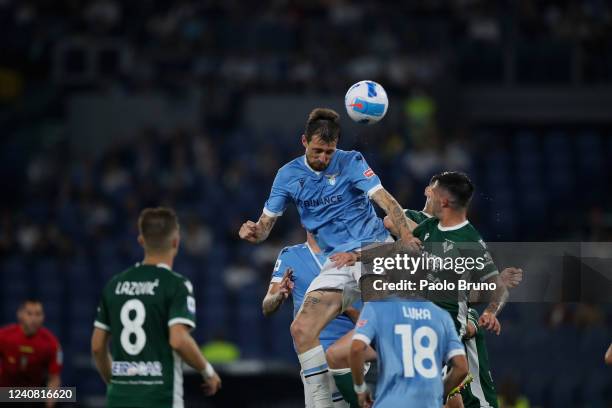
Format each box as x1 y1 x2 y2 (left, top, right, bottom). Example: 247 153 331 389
138 207 179 252
304 108 341 143
19 299 42 310
430 171 474 208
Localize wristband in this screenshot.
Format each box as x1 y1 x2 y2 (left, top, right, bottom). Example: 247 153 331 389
353 382 367 394
200 362 216 380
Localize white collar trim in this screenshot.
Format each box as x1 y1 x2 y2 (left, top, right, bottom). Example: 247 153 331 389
305 241 324 269
437 220 469 231
156 263 171 270
303 156 321 175
421 211 433 218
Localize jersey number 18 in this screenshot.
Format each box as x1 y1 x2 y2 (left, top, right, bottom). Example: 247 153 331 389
394 324 438 379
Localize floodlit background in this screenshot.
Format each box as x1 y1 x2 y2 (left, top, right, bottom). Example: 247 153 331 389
1 1 611 407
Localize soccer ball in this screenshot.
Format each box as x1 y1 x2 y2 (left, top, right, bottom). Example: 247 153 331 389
344 80 389 124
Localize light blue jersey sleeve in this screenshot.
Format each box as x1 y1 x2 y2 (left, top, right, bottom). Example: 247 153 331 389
442 311 465 362
346 151 383 197
271 247 291 282
352 302 378 345
264 168 292 217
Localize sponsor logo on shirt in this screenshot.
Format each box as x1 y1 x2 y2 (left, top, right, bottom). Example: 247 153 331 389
363 168 374 178
19 345 34 353
112 361 163 377
296 195 343 208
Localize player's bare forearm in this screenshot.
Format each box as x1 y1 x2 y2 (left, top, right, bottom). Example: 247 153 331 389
371 189 417 238
169 324 208 372
256 213 277 242
91 328 112 384
239 213 277 243
349 339 367 388
170 324 222 396
443 355 468 398
92 350 112 384
262 287 285 317
483 274 508 316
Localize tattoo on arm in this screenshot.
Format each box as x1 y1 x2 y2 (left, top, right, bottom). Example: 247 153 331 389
257 214 277 243
484 275 508 316
372 189 415 237
262 293 283 316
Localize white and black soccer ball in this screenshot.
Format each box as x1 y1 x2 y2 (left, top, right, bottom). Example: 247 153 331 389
344 80 389 124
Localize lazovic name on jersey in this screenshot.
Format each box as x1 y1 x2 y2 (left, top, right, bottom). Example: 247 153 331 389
114 279 160 296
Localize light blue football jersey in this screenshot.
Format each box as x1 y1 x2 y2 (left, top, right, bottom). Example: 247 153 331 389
264 150 390 255
353 299 465 408
271 243 356 350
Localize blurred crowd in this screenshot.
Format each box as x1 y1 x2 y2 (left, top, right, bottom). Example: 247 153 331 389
1 0 612 103
1 1 611 406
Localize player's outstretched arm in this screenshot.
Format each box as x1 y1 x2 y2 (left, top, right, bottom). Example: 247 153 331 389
370 189 420 249
350 338 374 408
169 324 221 396
444 354 469 401
262 268 294 317
91 328 112 384
239 213 277 243
477 274 508 335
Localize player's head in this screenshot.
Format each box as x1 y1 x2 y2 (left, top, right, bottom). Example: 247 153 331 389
423 179 435 214
429 171 474 217
137 207 180 256
301 108 340 171
17 299 44 336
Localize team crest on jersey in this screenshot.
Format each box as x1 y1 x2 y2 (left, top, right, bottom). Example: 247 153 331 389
299 178 305 188
363 168 375 178
443 239 454 253
424 233 430 241
325 173 339 186
274 259 282 272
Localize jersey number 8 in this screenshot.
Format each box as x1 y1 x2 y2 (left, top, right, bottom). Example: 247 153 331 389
120 299 147 355
394 324 438 379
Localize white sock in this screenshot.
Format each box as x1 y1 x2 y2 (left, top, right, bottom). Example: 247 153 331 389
299 345 333 408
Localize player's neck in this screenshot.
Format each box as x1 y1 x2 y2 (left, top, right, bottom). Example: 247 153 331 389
438 211 467 228
19 324 37 337
142 253 174 269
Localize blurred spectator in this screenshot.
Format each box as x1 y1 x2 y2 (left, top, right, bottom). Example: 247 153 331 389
0 299 63 399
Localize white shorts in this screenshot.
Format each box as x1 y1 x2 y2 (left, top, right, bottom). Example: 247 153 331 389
306 237 394 311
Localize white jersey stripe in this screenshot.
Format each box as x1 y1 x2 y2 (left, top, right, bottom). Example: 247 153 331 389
465 337 492 407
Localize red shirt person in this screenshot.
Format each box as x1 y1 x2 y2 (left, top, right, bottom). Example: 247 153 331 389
0 299 62 394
